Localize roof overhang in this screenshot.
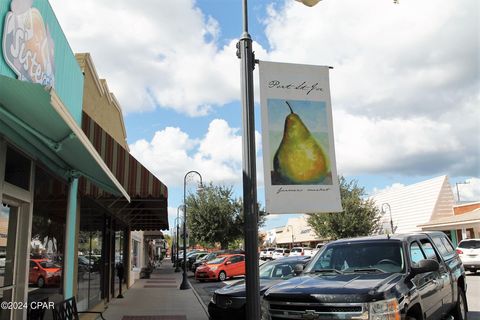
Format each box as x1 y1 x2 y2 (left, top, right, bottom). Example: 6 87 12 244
0 75 130 201
418 209 480 231
80 112 168 230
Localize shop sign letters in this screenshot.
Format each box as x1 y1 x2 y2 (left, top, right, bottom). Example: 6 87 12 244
2 0 55 87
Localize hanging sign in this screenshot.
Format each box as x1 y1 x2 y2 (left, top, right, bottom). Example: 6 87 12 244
2 0 55 87
259 61 342 214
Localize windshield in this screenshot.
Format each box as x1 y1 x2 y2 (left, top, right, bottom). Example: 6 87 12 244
208 257 226 265
274 249 284 253
458 240 480 249
305 241 404 274
259 259 303 279
291 248 303 252
39 261 61 269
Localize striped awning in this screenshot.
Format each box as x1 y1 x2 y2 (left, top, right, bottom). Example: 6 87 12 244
79 112 168 230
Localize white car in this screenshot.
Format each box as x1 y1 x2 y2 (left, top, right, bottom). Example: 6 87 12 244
289 247 314 257
260 248 276 260
272 248 290 260
456 238 480 273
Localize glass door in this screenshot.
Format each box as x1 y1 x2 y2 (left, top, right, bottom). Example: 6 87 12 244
0 203 19 320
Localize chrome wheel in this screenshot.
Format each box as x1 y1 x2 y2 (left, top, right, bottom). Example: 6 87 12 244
218 271 227 281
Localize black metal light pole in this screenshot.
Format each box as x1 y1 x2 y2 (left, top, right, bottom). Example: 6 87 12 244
455 181 469 202
174 214 182 272
237 0 260 317
180 170 203 290
287 225 294 248
237 1 321 317
381 203 395 234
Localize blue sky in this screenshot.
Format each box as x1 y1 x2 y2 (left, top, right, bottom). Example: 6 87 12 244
49 0 479 232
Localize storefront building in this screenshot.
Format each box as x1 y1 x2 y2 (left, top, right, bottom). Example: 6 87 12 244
0 1 168 319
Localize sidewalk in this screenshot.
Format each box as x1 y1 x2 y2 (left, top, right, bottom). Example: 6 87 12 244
102 261 210 320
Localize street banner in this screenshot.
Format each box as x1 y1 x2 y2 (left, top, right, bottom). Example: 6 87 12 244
259 61 342 214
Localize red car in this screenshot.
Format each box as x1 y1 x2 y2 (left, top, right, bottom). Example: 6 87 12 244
29 259 62 288
195 254 245 282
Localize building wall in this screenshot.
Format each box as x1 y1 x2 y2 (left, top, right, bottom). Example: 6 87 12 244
373 176 453 233
76 53 129 150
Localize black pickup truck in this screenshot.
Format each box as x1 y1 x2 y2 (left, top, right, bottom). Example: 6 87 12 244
262 232 467 320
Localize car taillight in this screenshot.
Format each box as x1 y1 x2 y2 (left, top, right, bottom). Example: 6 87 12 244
456 249 463 254
301 251 304 256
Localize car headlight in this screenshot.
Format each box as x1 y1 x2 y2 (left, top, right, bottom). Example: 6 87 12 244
261 298 271 320
369 298 400 320
211 293 217 304
210 266 218 271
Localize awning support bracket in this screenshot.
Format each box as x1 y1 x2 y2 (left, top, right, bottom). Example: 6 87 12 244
0 104 73 153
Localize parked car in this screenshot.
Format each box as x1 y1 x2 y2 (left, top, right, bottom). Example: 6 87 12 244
289 247 314 257
272 248 290 260
195 254 245 282
263 232 467 320
191 250 243 272
177 250 205 268
208 255 311 320
311 242 325 255
187 252 208 270
456 238 480 273
260 248 276 260
29 259 62 288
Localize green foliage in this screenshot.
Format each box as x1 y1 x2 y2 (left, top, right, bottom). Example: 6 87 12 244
307 177 381 240
186 183 266 249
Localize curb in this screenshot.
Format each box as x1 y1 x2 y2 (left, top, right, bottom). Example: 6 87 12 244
189 279 211 319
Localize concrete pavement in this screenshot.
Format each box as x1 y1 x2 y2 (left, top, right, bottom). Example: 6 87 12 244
101 261 209 320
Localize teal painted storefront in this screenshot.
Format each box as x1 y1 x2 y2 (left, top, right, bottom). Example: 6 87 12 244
0 1 128 316
0 0 84 124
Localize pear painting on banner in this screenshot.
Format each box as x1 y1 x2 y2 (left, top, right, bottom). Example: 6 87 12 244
259 61 342 214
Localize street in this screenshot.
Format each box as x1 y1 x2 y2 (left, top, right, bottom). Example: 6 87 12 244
189 268 480 320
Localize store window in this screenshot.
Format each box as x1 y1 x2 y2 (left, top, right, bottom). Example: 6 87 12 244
4 146 31 190
132 240 140 269
77 230 103 311
113 229 125 297
28 165 68 306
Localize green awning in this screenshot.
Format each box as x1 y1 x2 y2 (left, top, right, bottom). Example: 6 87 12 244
0 75 130 201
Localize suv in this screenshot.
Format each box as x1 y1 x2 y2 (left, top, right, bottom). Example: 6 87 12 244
290 247 315 257
260 248 276 260
262 232 467 320
456 238 480 273
272 248 290 260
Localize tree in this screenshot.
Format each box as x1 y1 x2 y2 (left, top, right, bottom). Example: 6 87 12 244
307 177 381 240
186 183 266 249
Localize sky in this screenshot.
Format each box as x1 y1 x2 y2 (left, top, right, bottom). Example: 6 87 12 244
48 0 479 232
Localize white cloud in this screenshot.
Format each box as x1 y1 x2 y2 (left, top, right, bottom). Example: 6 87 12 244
261 0 479 177
49 0 479 179
129 119 263 188
333 110 464 175
371 183 406 197
453 178 480 202
49 0 240 116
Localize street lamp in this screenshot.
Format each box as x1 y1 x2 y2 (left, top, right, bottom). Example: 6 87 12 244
381 203 395 234
287 225 294 248
180 171 203 290
174 209 183 272
237 0 320 318
455 181 470 202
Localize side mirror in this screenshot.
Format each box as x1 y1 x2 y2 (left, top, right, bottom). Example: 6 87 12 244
33 266 39 271
294 264 304 275
225 261 231 265
411 259 439 275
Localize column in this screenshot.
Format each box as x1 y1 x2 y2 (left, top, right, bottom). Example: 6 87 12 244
63 177 79 298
